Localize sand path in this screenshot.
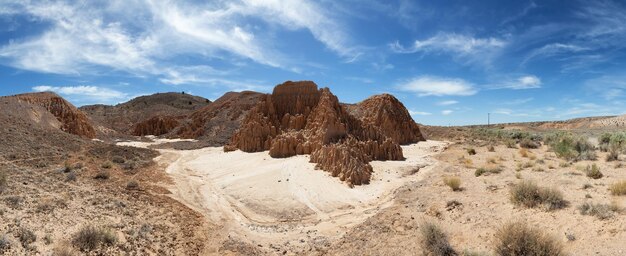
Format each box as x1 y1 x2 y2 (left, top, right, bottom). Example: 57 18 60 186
118 139 447 247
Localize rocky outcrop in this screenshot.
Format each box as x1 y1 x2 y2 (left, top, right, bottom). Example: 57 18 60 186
346 94 424 144
13 92 96 138
132 116 180 136
176 91 264 146
227 81 421 187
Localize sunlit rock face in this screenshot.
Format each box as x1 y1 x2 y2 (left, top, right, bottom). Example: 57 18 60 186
227 81 424 187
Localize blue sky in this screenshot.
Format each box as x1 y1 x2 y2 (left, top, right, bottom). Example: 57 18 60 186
1 0 626 125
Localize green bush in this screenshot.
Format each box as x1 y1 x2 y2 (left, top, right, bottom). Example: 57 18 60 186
494 222 564 256
545 133 596 161
510 181 568 211
420 222 457 256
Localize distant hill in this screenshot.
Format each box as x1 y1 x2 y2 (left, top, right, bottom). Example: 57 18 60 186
80 92 210 136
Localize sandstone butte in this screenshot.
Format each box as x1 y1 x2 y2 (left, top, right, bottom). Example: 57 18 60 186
12 92 96 139
226 81 425 187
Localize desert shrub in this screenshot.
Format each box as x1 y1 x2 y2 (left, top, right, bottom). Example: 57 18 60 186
18 227 36 247
609 180 626 196
65 171 77 182
494 222 564 256
510 181 567 211
515 173 522 179
0 170 6 194
546 133 596 161
111 156 125 164
420 222 457 256
0 234 11 251
488 145 495 152
101 161 113 169
487 157 498 164
505 139 517 149
582 183 593 189
467 148 477 155
443 177 462 191
584 164 603 179
53 245 76 256
520 138 540 149
72 225 117 251
532 167 545 172
126 180 139 190
522 161 535 168
578 202 618 220
475 165 503 177
94 171 110 180
4 196 22 209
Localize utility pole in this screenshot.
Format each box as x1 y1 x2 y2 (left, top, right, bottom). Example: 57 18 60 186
488 113 490 126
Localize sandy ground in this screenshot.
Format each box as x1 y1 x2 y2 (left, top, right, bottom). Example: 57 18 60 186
119 139 448 253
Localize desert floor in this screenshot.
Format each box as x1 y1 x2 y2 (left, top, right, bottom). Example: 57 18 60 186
117 138 626 255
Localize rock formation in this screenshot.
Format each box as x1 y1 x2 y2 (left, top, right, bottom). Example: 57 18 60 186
227 81 422 187
176 91 264 145
13 92 96 138
132 116 180 136
346 94 425 144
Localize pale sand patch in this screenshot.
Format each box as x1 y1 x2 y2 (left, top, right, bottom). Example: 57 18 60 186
119 138 447 246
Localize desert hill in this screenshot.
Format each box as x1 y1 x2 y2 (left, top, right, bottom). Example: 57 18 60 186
80 92 210 136
226 81 425 186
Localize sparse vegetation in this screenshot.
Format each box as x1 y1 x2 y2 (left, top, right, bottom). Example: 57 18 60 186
488 145 495 152
420 222 457 256
0 170 6 194
532 167 545 172
18 227 36 247
94 171 110 180
467 148 476 155
578 202 620 220
443 176 462 191
111 156 125 164
72 225 117 251
609 180 626 196
475 165 503 177
66 171 77 182
584 164 603 179
510 181 567 211
494 222 564 256
545 132 596 161
101 161 113 169
126 180 139 190
0 234 11 252
520 138 539 149
519 148 529 158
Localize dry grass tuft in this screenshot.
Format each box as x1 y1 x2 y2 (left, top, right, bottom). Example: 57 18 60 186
420 222 457 256
584 164 603 179
578 202 619 220
467 148 477 156
519 148 529 158
475 165 503 177
510 181 568 211
494 222 564 256
443 176 462 191
72 225 117 251
609 180 626 196
0 170 6 194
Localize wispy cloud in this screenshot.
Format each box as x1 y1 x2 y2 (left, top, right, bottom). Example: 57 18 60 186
32 85 130 105
503 97 534 105
397 76 477 96
441 110 453 115
488 75 542 90
389 33 506 66
437 100 459 106
409 110 432 116
0 0 358 83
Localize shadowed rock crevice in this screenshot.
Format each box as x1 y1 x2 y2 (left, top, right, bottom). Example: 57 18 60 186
227 81 424 186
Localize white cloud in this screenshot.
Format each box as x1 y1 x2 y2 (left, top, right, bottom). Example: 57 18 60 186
32 85 128 102
389 33 506 66
441 110 453 115
409 110 432 116
0 0 357 80
437 100 458 106
488 75 542 90
503 97 534 105
522 43 589 66
397 76 477 96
